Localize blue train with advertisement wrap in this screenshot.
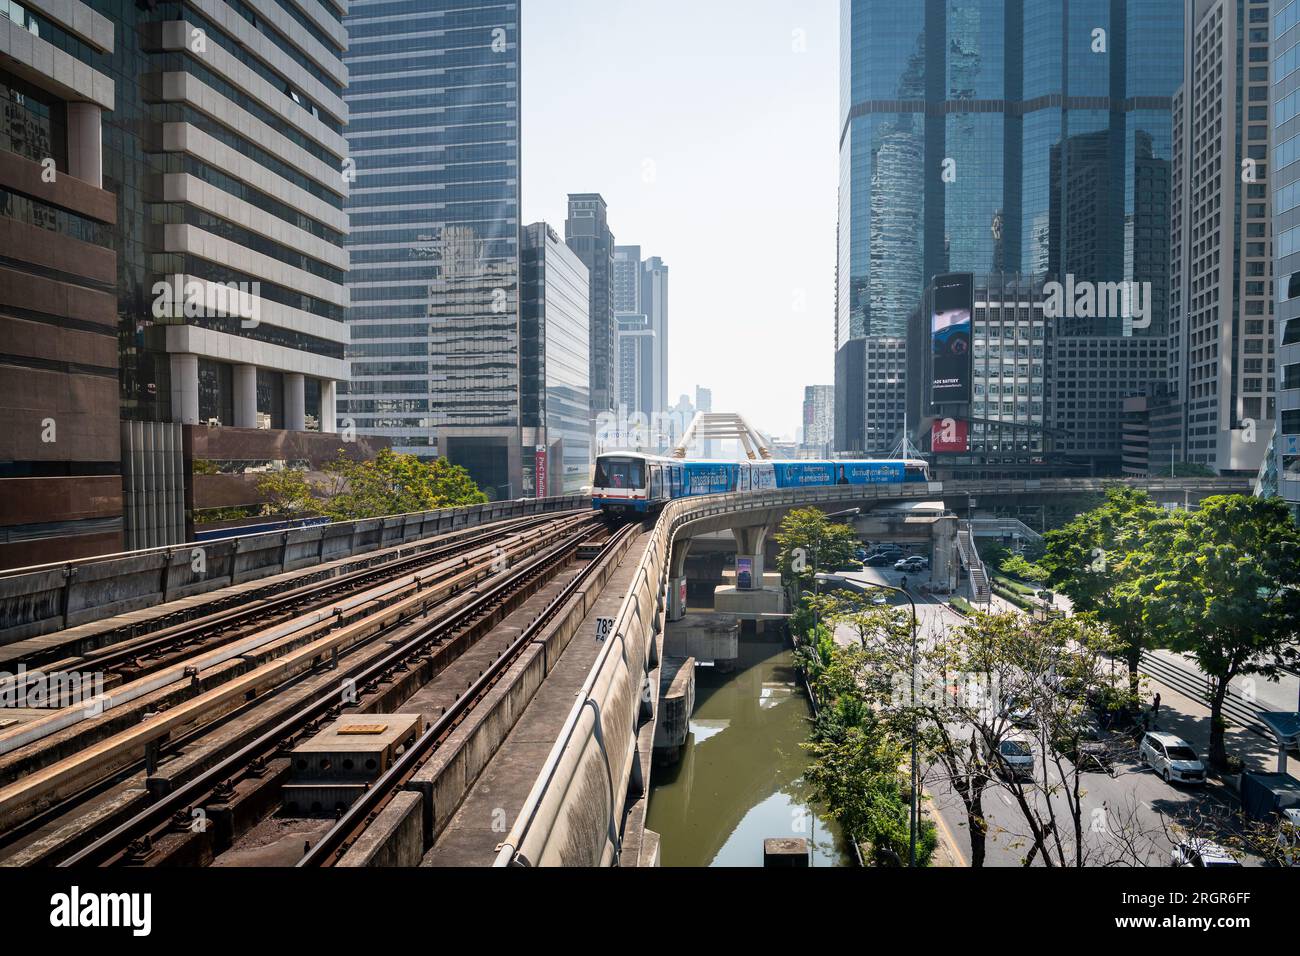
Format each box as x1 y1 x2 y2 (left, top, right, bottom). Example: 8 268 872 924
591 452 931 516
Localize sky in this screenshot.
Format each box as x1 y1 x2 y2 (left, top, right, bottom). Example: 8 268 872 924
522 0 840 440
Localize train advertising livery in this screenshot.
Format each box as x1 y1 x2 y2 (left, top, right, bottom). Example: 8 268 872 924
931 272 973 406
772 461 904 486
682 462 736 495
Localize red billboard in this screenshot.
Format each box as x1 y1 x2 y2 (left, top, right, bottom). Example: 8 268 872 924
931 417 969 453
534 446 547 498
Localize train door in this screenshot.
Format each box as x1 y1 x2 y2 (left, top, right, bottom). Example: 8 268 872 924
650 464 663 501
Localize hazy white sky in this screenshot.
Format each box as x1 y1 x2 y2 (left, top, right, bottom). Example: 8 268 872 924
522 0 839 439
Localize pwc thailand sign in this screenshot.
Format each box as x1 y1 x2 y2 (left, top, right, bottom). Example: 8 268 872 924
931 417 969 453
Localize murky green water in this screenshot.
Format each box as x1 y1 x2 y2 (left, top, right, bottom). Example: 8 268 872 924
646 629 853 867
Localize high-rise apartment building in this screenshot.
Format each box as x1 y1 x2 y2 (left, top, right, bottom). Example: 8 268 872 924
566 193 616 417
1273 0 1300 516
342 0 522 498
1171 0 1275 478
835 0 1183 470
521 222 591 495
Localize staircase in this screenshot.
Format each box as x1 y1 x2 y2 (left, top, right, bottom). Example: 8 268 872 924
1138 651 1269 738
956 524 991 604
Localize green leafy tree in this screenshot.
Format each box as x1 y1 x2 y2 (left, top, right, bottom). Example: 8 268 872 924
1136 495 1300 766
1041 487 1172 694
256 468 321 519
1001 553 1050 585
321 449 486 520
774 507 859 596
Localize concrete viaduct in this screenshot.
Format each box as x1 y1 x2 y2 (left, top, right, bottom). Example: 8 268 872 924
491 474 1249 867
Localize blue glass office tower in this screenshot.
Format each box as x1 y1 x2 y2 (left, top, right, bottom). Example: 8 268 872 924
835 0 1183 455
342 1 523 498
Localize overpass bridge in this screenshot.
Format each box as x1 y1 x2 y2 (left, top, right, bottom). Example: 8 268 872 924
492 473 1249 866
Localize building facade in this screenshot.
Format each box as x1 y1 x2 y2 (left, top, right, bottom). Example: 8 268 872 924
342 0 522 498
836 0 1183 466
1274 0 1300 516
0 0 121 567
1171 0 1275 478
802 385 835 455
521 222 591 495
566 193 615 417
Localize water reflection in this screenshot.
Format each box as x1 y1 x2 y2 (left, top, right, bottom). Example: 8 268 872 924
646 629 852 867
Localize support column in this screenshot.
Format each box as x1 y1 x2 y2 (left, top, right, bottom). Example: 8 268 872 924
731 525 767 590
321 379 338 434
283 373 306 432
66 103 103 188
168 353 199 425
667 538 692 622
233 364 258 428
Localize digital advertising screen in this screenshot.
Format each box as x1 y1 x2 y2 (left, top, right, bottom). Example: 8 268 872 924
931 273 973 406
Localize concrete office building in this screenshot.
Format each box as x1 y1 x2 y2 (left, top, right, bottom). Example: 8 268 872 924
342 0 523 498
0 0 121 567
1171 0 1276 478
1273 0 1300 516
521 222 591 495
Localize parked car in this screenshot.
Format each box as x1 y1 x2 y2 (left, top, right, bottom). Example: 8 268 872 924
987 735 1036 782
871 592 889 606
1140 732 1207 785
894 556 926 572
1000 696 1035 728
854 547 868 561
865 554 896 567
1170 838 1241 868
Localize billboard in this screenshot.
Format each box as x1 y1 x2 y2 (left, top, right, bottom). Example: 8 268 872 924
931 273 973 406
931 417 970 453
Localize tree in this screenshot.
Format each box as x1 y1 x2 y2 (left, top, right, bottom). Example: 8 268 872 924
1001 553 1049 585
256 468 321 519
801 640 937 866
1136 495 1300 766
1041 487 1172 695
320 449 486 520
774 507 859 597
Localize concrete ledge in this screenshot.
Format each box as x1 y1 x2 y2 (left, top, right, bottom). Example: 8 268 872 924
653 655 695 762
337 790 424 867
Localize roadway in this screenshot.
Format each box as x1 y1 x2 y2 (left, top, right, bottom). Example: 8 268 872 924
827 566 1271 867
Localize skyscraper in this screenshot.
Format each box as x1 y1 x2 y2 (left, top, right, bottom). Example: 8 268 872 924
801 386 835 456
521 222 591 495
342 0 523 497
611 245 669 428
566 194 616 417
836 0 1183 468
1274 0 1300 516
1171 0 1274 478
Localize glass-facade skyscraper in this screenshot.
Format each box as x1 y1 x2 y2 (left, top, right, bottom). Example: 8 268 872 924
836 0 1184 460
342 0 523 497
1274 0 1300 516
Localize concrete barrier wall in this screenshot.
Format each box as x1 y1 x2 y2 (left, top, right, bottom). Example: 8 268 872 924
0 496 588 646
492 474 1249 867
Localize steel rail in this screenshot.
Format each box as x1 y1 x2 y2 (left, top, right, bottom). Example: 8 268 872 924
55 517 603 867
297 522 635 867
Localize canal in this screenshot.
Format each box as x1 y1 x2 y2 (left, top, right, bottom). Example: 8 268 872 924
645 626 853 866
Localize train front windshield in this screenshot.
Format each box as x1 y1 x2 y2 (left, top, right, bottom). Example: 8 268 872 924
594 457 645 490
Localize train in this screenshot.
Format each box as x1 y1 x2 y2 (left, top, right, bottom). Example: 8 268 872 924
591 452 932 516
